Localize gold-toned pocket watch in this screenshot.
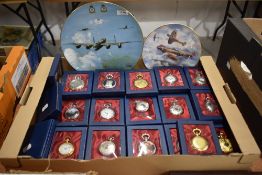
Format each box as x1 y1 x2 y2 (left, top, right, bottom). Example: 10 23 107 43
99 136 116 156
218 132 233 153
58 137 75 157
133 73 149 89
191 128 209 151
64 103 80 120
69 75 85 90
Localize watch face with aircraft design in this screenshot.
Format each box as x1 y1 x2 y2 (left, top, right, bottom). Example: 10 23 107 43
143 24 201 69
61 2 143 70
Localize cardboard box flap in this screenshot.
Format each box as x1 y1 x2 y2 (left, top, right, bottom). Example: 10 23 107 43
200 56 260 158
244 18 262 42
0 57 54 159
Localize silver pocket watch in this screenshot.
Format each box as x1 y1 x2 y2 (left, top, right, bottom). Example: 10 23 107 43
102 74 117 89
64 103 80 120
100 103 116 120
205 96 217 112
99 136 116 157
164 72 177 85
69 75 85 90
169 99 184 116
135 100 150 112
194 70 206 85
138 133 157 156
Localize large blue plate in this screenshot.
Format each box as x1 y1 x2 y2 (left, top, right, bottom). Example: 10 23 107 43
61 2 143 70
142 24 201 68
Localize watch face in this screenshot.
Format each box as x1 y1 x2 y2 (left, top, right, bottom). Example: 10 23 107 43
99 140 116 156
195 72 206 85
64 106 80 120
135 101 150 112
205 97 216 112
100 107 115 120
102 78 117 89
138 140 156 156
70 76 85 90
169 102 184 115
58 142 75 156
164 73 177 85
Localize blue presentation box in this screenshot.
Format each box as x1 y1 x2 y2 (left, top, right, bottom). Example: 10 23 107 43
37 82 62 122
177 120 222 155
92 69 125 96
125 96 161 125
125 69 158 96
85 126 126 160
48 127 87 160
57 99 91 127
89 97 125 126
22 119 57 158
154 66 189 93
62 71 93 99
190 89 224 122
127 125 168 156
158 94 195 124
184 67 210 90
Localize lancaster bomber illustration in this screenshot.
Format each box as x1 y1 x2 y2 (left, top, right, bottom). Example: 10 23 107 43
157 44 194 60
67 35 141 51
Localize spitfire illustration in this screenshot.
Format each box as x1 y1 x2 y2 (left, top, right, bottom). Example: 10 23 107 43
142 24 201 68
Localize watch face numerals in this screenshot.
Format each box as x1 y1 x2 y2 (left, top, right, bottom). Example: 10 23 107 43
99 103 115 120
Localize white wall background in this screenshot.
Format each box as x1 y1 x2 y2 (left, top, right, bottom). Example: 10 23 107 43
0 0 256 41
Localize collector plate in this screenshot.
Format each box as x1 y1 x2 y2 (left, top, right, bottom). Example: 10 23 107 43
61 2 143 70
142 24 201 68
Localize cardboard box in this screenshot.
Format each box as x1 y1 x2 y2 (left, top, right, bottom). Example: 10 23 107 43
216 18 262 150
0 56 260 174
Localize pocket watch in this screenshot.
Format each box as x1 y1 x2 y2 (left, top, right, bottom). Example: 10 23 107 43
133 73 149 89
218 132 233 153
191 128 209 151
138 133 156 156
164 72 177 85
102 74 117 89
69 75 85 90
99 136 116 156
205 97 217 112
135 100 150 112
58 138 75 157
194 70 206 85
100 103 115 120
64 103 80 120
169 100 184 116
